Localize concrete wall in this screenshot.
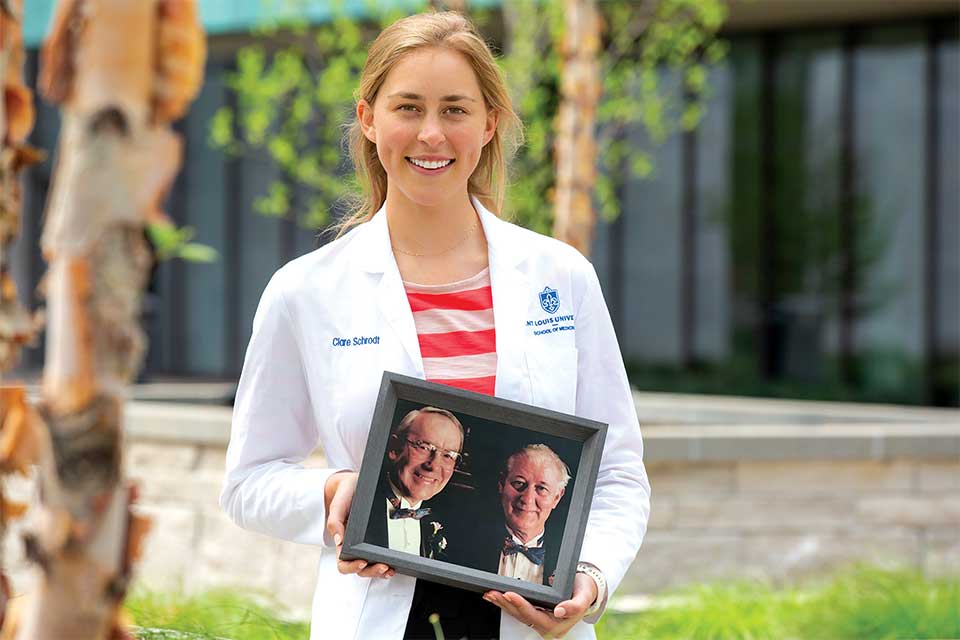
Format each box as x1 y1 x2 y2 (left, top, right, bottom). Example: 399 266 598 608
3 394 958 620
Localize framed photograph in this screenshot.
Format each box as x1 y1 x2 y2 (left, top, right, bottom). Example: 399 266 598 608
341 372 607 607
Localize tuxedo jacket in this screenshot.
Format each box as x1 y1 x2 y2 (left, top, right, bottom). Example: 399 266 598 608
445 517 561 587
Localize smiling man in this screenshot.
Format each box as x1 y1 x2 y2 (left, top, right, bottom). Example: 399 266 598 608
496 444 571 585
372 407 465 559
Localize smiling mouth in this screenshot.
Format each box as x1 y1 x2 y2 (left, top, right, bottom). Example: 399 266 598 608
406 157 454 171
414 471 439 483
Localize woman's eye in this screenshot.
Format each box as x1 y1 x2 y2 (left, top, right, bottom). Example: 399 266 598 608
398 104 419 112
446 107 467 115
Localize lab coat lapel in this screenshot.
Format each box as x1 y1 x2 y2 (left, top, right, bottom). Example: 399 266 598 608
475 199 532 405
354 210 425 377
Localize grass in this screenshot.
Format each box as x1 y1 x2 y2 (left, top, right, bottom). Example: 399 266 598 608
127 566 960 639
127 589 308 640
597 566 959 640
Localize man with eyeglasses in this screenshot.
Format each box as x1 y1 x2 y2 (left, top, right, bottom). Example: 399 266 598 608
370 406 465 559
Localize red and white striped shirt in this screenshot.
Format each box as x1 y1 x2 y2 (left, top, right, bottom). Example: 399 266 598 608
404 268 497 396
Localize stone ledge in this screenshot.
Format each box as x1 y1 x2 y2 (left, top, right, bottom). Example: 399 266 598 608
642 423 960 462
122 398 960 463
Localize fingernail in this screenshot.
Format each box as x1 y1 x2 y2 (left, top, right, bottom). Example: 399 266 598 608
334 533 342 546
387 570 396 577
380 566 388 574
555 607 566 618
358 562 367 569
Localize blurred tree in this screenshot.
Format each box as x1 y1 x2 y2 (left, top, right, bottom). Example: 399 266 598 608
0 0 44 629
0 1 206 638
214 0 728 252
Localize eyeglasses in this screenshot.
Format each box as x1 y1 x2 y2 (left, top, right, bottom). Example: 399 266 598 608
404 438 462 466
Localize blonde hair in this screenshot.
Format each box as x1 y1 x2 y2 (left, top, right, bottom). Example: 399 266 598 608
339 11 522 236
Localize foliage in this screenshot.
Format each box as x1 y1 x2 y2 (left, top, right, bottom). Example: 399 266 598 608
210 0 424 229
146 220 219 263
128 566 959 640
212 0 728 235
127 589 309 640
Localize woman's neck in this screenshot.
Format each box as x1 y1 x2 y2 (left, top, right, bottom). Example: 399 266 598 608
384 186 489 285
384 187 478 254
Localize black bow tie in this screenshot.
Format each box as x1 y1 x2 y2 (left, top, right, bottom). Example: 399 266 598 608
502 537 546 565
388 496 431 520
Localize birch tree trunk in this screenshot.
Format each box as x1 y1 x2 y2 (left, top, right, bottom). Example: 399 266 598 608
0 0 43 628
0 1 204 638
552 0 602 256
0 0 42 372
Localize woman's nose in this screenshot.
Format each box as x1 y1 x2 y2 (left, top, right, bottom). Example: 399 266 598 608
417 115 445 146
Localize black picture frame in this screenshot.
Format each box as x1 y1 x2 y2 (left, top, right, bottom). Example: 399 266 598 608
341 372 607 607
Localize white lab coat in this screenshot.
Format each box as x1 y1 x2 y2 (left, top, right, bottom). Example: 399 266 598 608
221 197 650 640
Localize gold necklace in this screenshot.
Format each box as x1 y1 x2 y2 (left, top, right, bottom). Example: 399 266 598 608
391 217 480 258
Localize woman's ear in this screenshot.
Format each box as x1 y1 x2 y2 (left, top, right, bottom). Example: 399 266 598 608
482 108 499 146
358 99 376 143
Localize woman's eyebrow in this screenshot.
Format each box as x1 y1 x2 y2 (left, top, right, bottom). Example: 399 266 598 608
386 91 477 102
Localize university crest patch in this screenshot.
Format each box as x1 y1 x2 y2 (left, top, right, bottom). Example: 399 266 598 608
539 286 560 314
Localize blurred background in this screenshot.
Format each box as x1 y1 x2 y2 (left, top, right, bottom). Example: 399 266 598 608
4 0 959 631
10 0 958 408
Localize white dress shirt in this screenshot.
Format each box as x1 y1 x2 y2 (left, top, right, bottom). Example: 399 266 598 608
386 482 422 555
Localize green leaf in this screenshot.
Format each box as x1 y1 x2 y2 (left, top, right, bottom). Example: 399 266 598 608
254 182 291 217
177 243 219 263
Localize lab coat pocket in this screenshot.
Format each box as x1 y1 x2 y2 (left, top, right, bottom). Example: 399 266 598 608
525 346 578 414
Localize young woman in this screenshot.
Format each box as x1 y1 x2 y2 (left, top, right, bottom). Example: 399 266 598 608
220 11 650 640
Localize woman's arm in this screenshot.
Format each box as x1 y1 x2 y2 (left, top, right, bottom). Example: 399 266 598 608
573 260 651 617
219 271 340 547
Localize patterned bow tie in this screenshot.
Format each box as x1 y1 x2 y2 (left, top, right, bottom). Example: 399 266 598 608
390 507 431 520
502 537 546 565
388 497 431 520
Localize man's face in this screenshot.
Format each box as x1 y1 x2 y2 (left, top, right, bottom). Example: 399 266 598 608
388 412 463 503
499 453 566 544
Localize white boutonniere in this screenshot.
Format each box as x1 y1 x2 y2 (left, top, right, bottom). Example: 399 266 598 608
430 521 443 535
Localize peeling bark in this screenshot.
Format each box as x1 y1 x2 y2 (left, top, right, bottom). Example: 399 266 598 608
1 0 43 372
0 1 204 638
552 0 602 257
0 1 43 631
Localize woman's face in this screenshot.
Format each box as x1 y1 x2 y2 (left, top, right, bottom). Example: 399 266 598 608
358 47 498 209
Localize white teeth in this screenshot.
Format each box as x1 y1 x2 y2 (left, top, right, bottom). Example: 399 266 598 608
409 158 452 170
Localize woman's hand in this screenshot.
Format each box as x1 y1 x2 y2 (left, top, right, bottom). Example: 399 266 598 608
324 471 395 579
483 572 598 638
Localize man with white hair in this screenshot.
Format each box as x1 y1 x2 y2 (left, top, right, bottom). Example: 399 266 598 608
496 444 571 585
368 407 464 559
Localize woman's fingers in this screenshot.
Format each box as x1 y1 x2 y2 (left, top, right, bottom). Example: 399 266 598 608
336 558 394 578
357 563 394 578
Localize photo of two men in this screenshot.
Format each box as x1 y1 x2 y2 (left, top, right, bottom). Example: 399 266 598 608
365 405 580 588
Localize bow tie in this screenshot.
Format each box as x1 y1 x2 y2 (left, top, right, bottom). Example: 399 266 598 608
390 507 431 520
388 497 431 520
502 537 546 565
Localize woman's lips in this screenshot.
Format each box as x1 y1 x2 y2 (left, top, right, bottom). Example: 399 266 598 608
406 157 455 175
